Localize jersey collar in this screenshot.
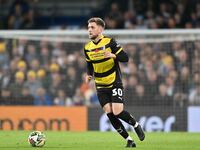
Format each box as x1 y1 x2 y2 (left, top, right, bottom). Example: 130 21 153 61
92 34 104 45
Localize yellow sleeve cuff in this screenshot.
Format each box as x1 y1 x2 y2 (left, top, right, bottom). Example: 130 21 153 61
115 48 122 55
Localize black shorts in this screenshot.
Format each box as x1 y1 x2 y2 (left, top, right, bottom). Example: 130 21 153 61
97 86 124 107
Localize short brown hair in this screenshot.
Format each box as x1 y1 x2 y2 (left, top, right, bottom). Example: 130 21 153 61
88 17 105 28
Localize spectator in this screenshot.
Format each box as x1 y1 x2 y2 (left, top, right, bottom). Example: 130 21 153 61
154 83 173 106
48 73 66 98
65 66 79 98
165 76 176 97
104 2 124 29
17 60 27 72
7 0 33 29
84 80 99 105
14 38 27 57
145 71 159 101
123 10 136 29
0 42 9 68
37 69 49 89
54 89 73 106
9 71 25 98
34 87 52 105
73 88 85 106
175 49 189 71
21 9 36 29
124 75 138 102
0 66 12 89
131 84 147 106
175 66 191 94
49 63 60 73
0 88 12 105
159 50 174 76
20 87 34 105
30 59 40 72
39 47 51 67
189 84 200 105
25 44 38 63
24 70 42 96
7 4 24 29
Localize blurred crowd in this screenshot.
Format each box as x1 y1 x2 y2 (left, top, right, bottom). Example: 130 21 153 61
0 0 200 107
0 0 200 29
1 0 36 29
0 38 200 106
101 0 200 29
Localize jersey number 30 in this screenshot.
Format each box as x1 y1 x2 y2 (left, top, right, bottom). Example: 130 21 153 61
112 88 123 96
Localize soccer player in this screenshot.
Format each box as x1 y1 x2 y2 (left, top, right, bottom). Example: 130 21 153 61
84 17 145 148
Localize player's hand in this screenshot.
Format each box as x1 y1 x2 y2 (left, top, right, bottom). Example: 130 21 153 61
104 51 116 59
85 75 92 84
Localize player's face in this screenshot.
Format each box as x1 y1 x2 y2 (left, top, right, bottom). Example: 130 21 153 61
88 22 103 40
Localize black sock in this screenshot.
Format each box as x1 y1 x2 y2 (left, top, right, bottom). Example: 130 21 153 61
107 113 129 139
116 111 137 127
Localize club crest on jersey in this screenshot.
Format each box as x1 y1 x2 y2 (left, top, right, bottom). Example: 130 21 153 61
95 46 105 52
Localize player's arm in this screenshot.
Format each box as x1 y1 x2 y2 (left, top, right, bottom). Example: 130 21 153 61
105 38 129 62
84 48 93 83
85 62 93 83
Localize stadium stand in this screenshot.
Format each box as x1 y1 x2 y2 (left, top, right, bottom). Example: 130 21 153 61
0 0 200 29
0 33 199 106
0 0 200 107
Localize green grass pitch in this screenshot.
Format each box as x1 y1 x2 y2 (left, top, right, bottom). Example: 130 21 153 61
0 131 199 150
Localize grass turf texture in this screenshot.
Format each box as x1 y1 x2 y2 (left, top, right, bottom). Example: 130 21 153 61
0 131 199 150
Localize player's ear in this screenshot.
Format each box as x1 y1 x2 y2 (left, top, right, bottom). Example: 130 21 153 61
99 26 104 33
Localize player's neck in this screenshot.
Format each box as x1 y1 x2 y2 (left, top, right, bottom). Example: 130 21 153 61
93 34 103 43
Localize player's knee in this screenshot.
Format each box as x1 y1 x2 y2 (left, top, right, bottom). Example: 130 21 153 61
112 103 123 115
112 109 122 116
103 103 112 113
103 108 112 114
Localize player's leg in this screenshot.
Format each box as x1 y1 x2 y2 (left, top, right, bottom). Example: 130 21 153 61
111 87 145 141
112 103 145 141
97 90 135 147
103 103 136 148
103 103 129 139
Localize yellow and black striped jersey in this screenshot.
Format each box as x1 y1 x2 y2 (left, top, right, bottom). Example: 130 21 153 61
84 35 129 89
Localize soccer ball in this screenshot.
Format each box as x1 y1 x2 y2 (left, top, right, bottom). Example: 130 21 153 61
28 131 46 147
